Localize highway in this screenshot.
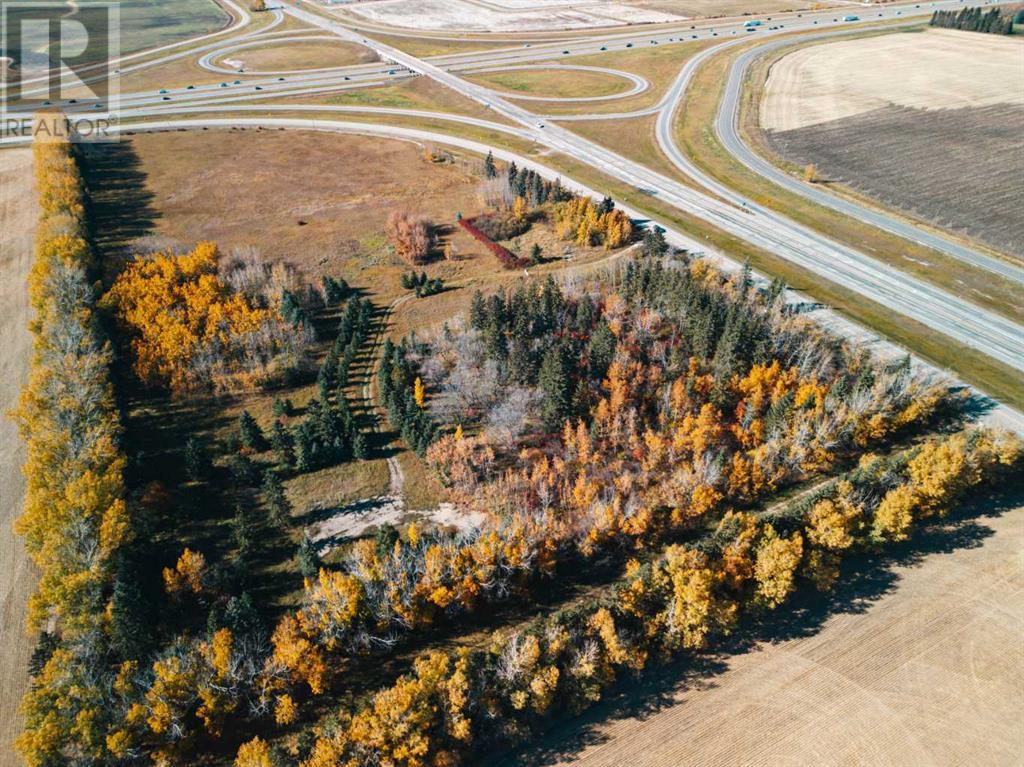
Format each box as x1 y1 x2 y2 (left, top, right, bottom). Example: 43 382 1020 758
2 0 1020 401
713 30 1024 284
269 0 1024 373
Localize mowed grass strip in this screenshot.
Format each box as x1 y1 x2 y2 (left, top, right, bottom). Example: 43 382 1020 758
673 25 1024 324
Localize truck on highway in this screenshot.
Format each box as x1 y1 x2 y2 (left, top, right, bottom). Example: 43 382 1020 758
843 14 860 21
743 19 762 27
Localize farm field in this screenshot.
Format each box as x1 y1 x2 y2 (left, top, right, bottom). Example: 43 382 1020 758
0 149 37 767
758 29 1024 260
765 103 1024 259
110 0 230 55
510 489 1024 767
759 29 1024 131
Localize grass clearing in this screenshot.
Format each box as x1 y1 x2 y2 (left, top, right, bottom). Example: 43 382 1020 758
215 40 380 71
0 148 38 767
465 67 631 99
322 75 508 121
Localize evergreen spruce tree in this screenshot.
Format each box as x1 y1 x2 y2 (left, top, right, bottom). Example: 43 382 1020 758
238 411 266 451
297 533 321 580
262 469 292 526
224 592 264 638
183 436 212 482
270 420 296 471
109 570 149 659
539 343 573 429
484 150 497 179
352 430 369 460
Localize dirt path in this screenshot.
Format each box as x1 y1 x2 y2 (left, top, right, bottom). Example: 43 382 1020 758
0 148 39 767
511 497 1024 767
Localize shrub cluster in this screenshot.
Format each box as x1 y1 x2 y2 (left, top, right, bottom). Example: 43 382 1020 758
458 216 529 270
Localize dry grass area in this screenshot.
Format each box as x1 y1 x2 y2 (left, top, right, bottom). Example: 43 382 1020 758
116 129 486 285
538 39 718 116
0 148 38 767
89 129 622 528
321 75 510 121
511 492 1024 767
215 40 379 71
760 28 1024 130
465 68 631 99
767 103 1024 259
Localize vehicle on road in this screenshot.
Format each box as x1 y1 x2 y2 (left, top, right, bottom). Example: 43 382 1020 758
743 19 762 27
843 14 860 20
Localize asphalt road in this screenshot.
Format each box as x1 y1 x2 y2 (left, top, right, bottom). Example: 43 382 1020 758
277 0 1024 373
715 29 1024 284
3 0 1020 404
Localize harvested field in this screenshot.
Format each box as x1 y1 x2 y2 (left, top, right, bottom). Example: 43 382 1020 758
509 491 1024 767
760 29 1024 130
0 148 38 767
766 103 1024 259
214 39 379 71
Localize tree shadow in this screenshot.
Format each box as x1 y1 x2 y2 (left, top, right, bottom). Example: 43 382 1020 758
78 140 159 278
500 483 1023 767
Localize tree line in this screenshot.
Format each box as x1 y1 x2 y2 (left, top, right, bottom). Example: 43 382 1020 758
14 134 134 766
265 427 1021 767
930 6 1016 33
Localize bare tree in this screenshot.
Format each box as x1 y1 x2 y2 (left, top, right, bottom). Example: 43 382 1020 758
386 210 434 265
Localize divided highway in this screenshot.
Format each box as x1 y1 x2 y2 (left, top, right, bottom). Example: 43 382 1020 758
275 0 1024 373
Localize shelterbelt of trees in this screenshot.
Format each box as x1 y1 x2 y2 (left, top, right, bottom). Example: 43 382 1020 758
14 136 132 763
277 428 1020 767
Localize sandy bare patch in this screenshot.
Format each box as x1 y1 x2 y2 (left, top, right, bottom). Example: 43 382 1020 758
344 0 685 32
0 148 38 767
512 496 1024 767
312 497 486 551
761 29 1024 131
